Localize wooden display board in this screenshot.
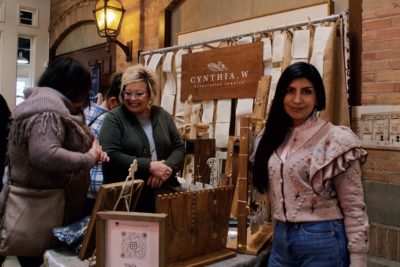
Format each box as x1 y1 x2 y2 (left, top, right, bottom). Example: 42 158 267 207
156 186 236 266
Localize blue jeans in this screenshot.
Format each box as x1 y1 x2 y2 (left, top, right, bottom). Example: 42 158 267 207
268 220 349 267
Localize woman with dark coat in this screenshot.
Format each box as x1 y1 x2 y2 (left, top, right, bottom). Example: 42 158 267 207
0 94 11 191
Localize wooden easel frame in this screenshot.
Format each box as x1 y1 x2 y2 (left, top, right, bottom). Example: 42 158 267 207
79 180 144 259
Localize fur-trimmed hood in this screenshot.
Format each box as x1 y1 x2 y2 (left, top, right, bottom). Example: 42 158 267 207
14 87 81 121
10 87 92 148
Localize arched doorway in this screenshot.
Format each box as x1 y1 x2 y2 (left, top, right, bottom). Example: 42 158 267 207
50 22 117 96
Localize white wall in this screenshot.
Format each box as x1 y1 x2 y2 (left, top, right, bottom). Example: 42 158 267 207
0 0 50 109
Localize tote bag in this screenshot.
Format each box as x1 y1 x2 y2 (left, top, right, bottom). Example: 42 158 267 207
0 185 65 256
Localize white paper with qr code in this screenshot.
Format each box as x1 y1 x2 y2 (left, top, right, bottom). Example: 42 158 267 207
106 219 160 267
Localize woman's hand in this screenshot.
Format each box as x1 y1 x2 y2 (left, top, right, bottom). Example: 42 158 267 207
88 139 109 163
99 150 110 163
147 175 164 188
149 160 172 181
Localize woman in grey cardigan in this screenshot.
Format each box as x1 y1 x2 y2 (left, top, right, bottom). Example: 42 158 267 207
99 64 185 212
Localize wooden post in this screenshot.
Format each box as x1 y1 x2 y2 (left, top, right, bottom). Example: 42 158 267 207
253 76 271 119
237 116 250 252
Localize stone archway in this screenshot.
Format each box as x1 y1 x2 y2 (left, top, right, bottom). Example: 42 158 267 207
49 0 96 57
48 1 116 96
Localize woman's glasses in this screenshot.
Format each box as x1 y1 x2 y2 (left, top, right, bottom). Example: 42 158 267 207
122 91 147 99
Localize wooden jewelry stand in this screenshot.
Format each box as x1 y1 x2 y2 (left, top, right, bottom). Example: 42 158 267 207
156 186 236 266
227 116 273 255
185 138 216 185
253 76 271 119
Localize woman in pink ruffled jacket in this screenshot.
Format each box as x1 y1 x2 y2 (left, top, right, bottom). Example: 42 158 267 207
252 62 369 267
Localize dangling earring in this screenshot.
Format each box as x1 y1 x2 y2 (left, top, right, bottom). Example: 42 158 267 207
312 105 319 118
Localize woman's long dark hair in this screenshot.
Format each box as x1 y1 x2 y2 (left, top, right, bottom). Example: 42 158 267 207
252 62 326 193
38 57 91 103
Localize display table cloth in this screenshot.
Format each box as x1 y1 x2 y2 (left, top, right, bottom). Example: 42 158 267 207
43 244 270 267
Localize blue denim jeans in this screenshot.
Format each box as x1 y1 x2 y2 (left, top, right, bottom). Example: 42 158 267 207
268 220 349 267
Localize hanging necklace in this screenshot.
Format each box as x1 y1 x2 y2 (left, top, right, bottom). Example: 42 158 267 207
190 192 196 231
189 192 197 244
211 189 218 239
166 193 188 233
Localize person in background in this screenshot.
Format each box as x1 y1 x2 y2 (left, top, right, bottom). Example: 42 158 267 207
252 62 369 267
99 64 185 212
0 95 11 192
0 57 108 266
83 72 122 215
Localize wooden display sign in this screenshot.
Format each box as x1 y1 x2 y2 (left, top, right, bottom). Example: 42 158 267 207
181 42 263 101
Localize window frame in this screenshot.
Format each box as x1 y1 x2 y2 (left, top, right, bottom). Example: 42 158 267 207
18 5 38 27
16 35 35 105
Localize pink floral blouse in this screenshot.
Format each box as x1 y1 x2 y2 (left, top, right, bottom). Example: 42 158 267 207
269 117 369 267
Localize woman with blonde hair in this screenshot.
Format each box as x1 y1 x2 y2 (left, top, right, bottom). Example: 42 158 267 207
99 64 185 212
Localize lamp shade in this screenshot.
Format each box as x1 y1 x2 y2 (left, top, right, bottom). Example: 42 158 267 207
94 0 125 38
17 51 29 64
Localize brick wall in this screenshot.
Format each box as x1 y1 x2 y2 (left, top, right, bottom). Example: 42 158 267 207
49 0 142 71
50 0 89 26
141 0 172 50
362 1 400 264
362 2 400 104
369 224 400 262
97 0 172 71
363 149 400 263
48 0 174 69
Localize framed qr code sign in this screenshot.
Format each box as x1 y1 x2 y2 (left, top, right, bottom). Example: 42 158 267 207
96 211 167 267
